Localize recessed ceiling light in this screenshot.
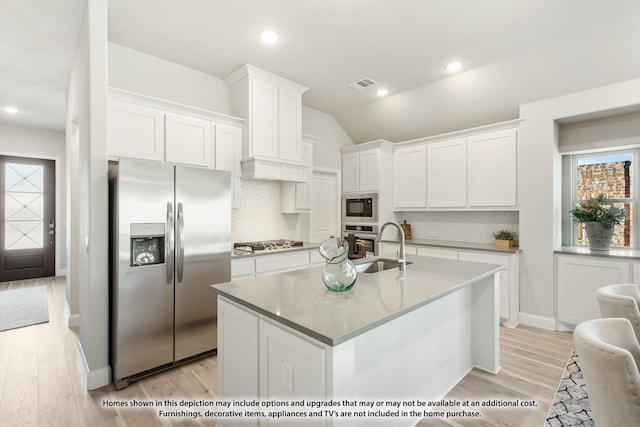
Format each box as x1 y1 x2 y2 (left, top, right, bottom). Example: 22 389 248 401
446 62 463 73
259 30 279 44
3 106 18 114
376 88 389 97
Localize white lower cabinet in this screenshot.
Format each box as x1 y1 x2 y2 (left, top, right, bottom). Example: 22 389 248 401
217 298 259 416
458 251 518 326
231 257 256 280
231 249 319 280
255 251 311 276
217 298 326 427
556 254 633 328
415 246 458 260
380 243 519 327
259 319 326 402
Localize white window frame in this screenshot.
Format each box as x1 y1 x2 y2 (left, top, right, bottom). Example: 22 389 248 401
568 149 638 248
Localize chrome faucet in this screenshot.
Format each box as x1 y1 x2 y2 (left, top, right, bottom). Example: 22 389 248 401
376 221 406 270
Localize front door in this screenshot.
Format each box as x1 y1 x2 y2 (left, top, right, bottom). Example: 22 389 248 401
0 156 55 281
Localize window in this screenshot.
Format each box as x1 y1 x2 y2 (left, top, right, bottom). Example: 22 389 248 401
569 150 636 248
4 162 45 250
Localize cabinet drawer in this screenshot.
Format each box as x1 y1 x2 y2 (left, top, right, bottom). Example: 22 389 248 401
255 251 310 275
415 246 458 260
459 251 510 270
232 257 255 279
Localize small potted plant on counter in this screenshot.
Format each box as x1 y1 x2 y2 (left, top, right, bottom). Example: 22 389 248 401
570 194 626 251
492 230 517 248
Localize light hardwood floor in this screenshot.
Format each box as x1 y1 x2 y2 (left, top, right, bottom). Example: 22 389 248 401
0 277 574 426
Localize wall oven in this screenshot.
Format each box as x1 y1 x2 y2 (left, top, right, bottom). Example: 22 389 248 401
342 193 378 223
342 224 378 260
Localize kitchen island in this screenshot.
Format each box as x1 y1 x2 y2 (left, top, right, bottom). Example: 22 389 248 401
210 254 502 426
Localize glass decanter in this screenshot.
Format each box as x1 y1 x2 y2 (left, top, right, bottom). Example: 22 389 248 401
318 235 357 292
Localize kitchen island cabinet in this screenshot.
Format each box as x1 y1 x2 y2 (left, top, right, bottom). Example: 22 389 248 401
212 255 502 427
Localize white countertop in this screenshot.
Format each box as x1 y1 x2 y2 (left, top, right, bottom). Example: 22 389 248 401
556 246 640 260
211 254 503 346
383 238 520 254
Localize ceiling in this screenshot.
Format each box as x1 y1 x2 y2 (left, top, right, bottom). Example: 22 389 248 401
2 1 640 142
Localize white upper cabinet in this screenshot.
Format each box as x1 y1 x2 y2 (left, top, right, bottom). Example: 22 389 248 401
107 88 243 174
165 113 212 168
282 135 317 213
214 123 243 209
226 65 308 182
107 100 165 162
467 129 517 207
342 149 379 193
427 138 467 208
391 121 519 211
393 144 427 209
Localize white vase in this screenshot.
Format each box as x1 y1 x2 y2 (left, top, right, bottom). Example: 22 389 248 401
584 222 614 251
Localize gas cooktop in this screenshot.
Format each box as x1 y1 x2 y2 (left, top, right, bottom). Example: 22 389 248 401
234 239 304 253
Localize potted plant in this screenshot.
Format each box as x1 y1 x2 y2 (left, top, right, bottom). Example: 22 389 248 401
570 194 626 251
492 230 517 248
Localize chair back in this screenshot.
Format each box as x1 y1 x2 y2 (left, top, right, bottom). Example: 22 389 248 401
597 283 640 342
574 318 640 426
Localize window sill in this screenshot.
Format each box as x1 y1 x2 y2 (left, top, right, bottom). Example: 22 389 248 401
556 246 640 260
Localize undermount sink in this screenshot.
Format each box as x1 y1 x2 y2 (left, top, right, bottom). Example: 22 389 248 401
353 258 412 274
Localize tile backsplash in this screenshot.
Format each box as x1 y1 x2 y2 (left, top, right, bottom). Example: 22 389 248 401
232 180 303 242
396 211 519 244
233 179 519 245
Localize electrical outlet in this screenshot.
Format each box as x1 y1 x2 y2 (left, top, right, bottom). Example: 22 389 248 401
280 359 293 393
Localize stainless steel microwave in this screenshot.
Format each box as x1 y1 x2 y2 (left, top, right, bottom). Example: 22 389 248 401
342 193 378 223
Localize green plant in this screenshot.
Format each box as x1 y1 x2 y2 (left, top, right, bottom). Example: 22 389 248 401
492 230 517 241
570 194 627 229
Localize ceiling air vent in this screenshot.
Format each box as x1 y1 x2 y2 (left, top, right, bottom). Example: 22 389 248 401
349 77 377 90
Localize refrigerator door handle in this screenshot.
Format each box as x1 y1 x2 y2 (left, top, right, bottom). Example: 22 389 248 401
166 202 175 284
177 202 185 283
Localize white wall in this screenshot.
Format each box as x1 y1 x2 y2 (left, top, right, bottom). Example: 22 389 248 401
302 105 353 171
108 42 229 114
519 78 640 329
66 0 110 390
0 123 66 276
336 18 640 144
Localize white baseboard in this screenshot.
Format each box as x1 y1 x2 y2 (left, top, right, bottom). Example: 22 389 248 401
518 312 557 331
64 300 80 328
76 341 111 390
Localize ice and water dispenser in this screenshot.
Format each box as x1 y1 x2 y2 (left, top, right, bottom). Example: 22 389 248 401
130 223 165 267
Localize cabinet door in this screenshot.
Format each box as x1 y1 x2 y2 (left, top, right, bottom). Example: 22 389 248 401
277 87 302 162
427 138 467 207
459 251 511 320
342 153 360 192
165 113 212 167
218 298 259 403
358 150 379 192
556 255 630 325
214 123 242 209
255 251 310 276
259 319 326 402
231 257 255 280
393 145 427 209
250 77 279 158
107 100 165 161
468 129 517 207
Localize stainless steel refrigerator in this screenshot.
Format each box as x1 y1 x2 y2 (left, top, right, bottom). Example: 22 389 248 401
109 158 231 389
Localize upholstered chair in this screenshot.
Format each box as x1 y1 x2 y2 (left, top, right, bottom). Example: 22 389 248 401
573 318 640 426
597 283 640 341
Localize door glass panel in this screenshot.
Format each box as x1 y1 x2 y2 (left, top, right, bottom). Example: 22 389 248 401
4 163 44 250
